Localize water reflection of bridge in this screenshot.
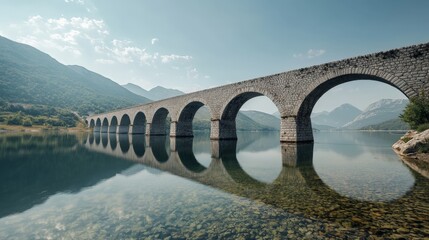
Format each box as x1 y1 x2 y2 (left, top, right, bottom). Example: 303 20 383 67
84 132 429 237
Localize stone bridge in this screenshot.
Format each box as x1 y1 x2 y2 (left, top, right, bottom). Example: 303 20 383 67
86 43 429 142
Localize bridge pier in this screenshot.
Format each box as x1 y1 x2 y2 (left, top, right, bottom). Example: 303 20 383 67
172 121 194 137
280 116 313 142
210 120 237 140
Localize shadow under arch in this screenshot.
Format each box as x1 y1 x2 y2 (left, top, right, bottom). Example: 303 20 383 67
109 132 117 150
132 112 146 134
132 134 146 157
118 114 131 134
295 72 410 141
110 116 118 133
95 118 101 132
176 137 207 173
219 91 281 140
176 100 212 137
89 119 95 128
151 108 170 136
101 117 109 133
118 134 130 153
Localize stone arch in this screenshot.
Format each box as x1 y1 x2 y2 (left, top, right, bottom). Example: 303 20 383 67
89 119 95 128
95 118 101 132
109 116 118 133
151 108 170 136
175 98 213 137
118 114 131 134
217 88 281 140
290 68 413 142
132 112 146 135
101 117 109 133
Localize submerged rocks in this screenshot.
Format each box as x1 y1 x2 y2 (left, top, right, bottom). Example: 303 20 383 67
392 129 429 156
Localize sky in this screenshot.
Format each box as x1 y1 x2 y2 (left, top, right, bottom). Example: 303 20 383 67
1 0 428 113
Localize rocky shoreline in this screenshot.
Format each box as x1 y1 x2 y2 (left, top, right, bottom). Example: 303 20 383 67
392 129 429 179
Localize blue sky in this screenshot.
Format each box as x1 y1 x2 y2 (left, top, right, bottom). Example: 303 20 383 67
1 0 428 113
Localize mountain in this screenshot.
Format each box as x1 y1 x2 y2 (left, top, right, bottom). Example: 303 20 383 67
342 99 408 129
311 104 362 128
360 118 410 131
122 83 185 101
240 110 280 130
0 35 151 115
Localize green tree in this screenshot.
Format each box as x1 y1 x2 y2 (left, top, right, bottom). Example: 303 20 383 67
400 92 429 130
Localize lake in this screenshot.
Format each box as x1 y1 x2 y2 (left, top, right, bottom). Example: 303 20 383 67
0 131 428 239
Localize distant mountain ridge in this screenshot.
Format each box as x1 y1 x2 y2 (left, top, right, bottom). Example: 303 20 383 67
122 83 184 101
311 103 362 128
310 99 409 130
0 35 151 115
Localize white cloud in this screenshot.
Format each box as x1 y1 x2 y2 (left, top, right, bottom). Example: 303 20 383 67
65 0 85 5
187 67 199 79
96 58 115 64
293 49 326 59
161 54 192 63
151 38 158 45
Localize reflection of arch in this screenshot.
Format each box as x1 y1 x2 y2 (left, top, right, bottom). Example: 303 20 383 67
101 133 108 148
176 100 211 137
101 118 109 133
132 112 146 134
89 119 95 128
109 116 118 133
89 133 94 145
118 134 130 153
95 118 101 132
132 134 145 157
176 137 207 173
295 72 410 141
150 136 170 163
219 91 280 140
218 140 266 187
94 131 100 145
109 133 117 150
151 108 169 136
118 114 131 134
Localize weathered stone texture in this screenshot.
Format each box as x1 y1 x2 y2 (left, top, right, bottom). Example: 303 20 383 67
87 42 429 142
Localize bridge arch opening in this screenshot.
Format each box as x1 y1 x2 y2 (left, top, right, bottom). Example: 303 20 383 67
89 119 95 128
101 132 108 148
101 118 109 133
109 116 118 133
219 92 281 140
132 112 146 135
151 108 170 136
95 118 101 132
296 76 409 138
118 114 131 134
176 101 211 138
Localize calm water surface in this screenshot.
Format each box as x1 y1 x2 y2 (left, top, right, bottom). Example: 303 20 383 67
0 131 428 239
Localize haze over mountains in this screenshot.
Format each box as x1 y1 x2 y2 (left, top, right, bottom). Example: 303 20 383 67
122 83 184 101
